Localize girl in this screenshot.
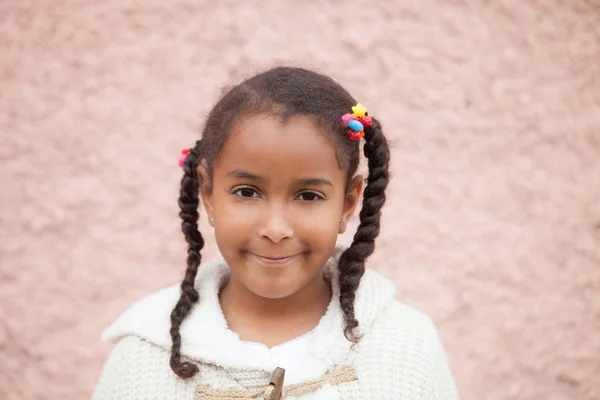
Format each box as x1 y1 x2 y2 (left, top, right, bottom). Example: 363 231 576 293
93 67 459 399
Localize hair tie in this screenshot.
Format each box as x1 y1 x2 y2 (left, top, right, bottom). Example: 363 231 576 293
178 140 204 168
178 148 191 167
340 103 373 141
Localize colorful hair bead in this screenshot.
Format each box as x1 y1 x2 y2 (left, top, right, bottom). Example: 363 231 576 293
348 130 364 141
341 103 370 141
351 104 367 117
340 113 356 125
359 115 372 127
347 119 364 131
178 148 191 167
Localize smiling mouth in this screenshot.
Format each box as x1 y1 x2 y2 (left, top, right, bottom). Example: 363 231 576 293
249 252 301 265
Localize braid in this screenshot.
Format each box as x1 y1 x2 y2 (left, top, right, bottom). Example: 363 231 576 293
338 117 390 342
169 141 205 378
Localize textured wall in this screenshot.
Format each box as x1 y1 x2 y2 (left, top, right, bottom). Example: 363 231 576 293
1 1 599 399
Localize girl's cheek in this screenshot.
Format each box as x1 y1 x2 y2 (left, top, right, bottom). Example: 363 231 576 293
222 200 260 220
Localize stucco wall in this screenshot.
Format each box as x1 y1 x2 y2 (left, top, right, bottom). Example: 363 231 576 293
1 1 599 399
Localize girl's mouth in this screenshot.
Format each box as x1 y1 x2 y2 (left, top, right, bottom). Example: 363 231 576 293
249 252 301 265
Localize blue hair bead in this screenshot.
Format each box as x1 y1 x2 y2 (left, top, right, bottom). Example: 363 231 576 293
347 119 364 131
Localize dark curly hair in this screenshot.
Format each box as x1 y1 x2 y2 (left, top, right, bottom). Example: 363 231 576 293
170 67 390 378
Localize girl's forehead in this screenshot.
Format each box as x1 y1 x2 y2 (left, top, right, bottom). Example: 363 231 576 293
214 115 345 180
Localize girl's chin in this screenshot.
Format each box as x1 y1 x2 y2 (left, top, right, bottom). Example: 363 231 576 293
238 277 307 300
246 283 301 300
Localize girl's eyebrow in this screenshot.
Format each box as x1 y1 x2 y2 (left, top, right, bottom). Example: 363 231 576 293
226 170 333 187
296 177 333 187
226 169 265 182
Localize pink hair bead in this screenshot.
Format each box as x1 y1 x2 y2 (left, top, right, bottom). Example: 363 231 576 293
340 113 355 126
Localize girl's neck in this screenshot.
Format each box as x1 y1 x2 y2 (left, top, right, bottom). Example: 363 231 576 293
218 272 332 348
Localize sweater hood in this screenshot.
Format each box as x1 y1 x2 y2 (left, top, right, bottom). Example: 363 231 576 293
102 244 396 372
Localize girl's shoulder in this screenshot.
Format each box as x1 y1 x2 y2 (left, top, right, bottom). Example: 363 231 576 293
371 298 438 337
356 300 459 398
101 282 180 348
365 298 442 358
101 255 230 350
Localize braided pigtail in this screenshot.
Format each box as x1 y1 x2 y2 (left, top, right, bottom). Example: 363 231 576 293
338 117 390 342
169 141 205 378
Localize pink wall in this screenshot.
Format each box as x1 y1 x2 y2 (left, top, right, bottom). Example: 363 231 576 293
1 1 599 399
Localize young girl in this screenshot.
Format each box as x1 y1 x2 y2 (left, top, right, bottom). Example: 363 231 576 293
93 67 459 399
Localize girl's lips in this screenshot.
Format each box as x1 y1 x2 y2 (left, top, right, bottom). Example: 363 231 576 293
250 252 301 265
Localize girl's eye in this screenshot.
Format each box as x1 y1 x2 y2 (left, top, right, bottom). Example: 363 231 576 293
234 187 260 198
296 192 324 201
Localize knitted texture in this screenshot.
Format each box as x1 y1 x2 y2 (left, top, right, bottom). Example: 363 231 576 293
195 365 358 399
93 246 459 399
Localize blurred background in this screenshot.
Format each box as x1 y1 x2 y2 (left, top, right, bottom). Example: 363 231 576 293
1 0 599 399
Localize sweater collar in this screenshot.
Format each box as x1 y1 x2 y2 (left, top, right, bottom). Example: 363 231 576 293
102 244 396 371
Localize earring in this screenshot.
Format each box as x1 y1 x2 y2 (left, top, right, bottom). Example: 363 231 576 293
340 220 345 227
210 216 215 224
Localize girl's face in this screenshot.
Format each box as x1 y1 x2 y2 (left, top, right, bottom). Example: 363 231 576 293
199 114 363 299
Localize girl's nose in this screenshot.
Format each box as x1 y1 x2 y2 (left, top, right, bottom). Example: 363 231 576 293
256 205 294 243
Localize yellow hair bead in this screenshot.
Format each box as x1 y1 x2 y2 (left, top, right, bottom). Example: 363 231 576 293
351 104 367 117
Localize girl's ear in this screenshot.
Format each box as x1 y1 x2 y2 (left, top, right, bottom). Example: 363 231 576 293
197 163 215 225
339 174 364 234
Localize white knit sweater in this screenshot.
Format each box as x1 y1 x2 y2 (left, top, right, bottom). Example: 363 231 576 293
93 246 459 399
